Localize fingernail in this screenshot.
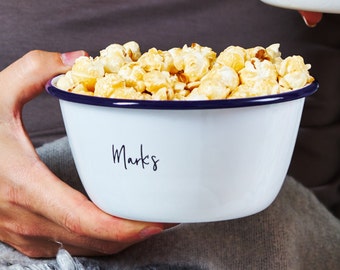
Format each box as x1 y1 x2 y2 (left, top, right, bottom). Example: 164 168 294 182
61 50 87 66
301 15 317 28
299 11 323 28
139 226 163 239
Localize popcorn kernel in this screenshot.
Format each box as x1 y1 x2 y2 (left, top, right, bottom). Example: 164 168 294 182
57 42 314 101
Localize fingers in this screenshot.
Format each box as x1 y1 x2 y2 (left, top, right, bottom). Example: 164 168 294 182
299 11 323 27
0 50 86 110
0 50 87 155
1 169 165 257
0 201 131 257
8 156 166 245
25 163 165 243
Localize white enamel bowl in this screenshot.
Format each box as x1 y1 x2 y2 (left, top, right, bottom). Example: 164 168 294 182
46 77 318 223
261 0 340 13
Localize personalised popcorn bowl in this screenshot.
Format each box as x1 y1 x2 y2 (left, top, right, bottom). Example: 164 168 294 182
46 76 318 223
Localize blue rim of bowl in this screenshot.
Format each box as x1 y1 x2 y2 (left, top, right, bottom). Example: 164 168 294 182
45 75 319 110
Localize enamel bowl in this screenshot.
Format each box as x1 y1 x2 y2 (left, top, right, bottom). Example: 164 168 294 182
46 76 318 223
260 0 340 13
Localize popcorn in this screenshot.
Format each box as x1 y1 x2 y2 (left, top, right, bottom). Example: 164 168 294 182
215 46 246 72
137 48 177 74
174 43 216 82
56 71 74 91
94 73 144 99
99 41 141 73
57 42 314 100
278 55 314 89
230 80 280 99
117 62 146 92
238 58 278 88
188 66 239 100
123 41 142 61
68 56 105 92
143 70 172 94
94 73 125 97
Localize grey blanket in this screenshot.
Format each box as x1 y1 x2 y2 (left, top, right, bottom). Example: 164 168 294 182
1 137 339 269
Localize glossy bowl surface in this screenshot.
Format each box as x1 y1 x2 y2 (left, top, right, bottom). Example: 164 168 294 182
261 0 340 13
46 77 318 222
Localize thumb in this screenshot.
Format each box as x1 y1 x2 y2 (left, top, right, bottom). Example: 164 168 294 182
0 50 86 109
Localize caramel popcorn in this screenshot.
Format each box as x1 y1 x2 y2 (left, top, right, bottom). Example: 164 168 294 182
57 41 314 100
